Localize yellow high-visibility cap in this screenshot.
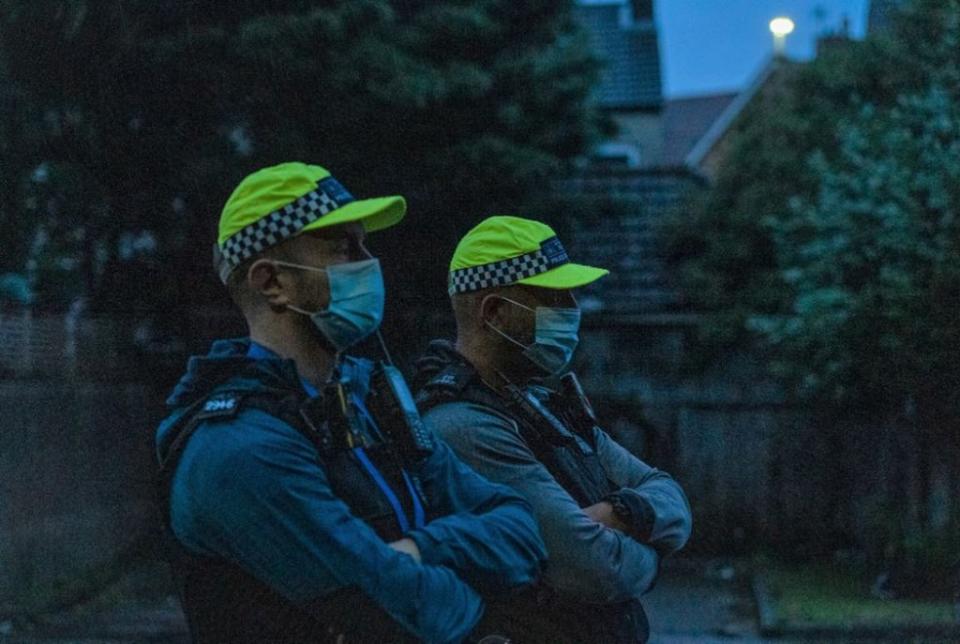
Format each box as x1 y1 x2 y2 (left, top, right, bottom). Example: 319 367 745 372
448 215 608 295
216 162 405 282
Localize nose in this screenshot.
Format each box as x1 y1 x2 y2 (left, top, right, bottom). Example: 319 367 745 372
351 237 374 261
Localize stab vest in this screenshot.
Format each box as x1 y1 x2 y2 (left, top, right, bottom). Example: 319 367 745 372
417 362 615 508
417 360 650 644
157 384 421 644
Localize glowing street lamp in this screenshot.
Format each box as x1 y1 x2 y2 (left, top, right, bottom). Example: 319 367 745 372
769 16 795 57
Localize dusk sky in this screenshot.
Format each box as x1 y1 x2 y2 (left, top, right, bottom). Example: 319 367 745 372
657 0 869 97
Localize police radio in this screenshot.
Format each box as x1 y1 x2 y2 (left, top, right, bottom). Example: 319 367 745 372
367 363 436 461
298 380 382 452
503 383 580 447
555 372 599 437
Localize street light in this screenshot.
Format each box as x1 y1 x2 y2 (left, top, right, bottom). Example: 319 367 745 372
769 16 795 57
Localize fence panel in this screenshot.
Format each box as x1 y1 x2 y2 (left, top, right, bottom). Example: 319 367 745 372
0 312 126 379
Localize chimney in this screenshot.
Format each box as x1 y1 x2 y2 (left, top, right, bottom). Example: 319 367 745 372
868 0 905 35
631 0 653 22
815 15 853 57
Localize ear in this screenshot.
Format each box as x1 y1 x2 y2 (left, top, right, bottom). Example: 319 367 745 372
247 259 291 307
479 293 508 327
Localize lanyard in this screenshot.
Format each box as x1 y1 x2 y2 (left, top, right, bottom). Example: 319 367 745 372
351 393 426 531
246 342 424 532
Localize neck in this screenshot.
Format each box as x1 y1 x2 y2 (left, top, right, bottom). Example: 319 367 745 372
455 334 517 391
249 314 337 388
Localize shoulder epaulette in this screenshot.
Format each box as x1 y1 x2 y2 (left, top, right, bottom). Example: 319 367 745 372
194 392 244 421
424 363 475 393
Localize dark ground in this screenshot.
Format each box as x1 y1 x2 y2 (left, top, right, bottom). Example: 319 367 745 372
645 558 763 643
0 557 928 643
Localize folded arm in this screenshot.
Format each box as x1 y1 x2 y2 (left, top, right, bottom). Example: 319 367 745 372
172 409 482 644
593 427 692 555
424 402 660 603
406 440 547 592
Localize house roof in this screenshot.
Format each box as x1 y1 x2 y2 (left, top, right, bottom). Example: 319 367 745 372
574 2 663 110
684 59 780 168
661 92 738 167
558 170 703 315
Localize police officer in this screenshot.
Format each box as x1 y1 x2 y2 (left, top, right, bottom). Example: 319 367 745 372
156 166 546 643
415 216 693 643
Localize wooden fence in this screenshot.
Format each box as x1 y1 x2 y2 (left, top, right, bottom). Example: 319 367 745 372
0 311 128 379
578 317 958 571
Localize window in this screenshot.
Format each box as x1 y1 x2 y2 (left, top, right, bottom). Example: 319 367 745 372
592 142 642 169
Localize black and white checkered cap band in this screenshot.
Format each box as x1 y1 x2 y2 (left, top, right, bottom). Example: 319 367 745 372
219 176 355 278
448 236 570 295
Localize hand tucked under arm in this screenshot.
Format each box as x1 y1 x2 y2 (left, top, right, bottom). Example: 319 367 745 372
425 403 660 603
389 538 422 563
593 428 693 554
404 440 546 593
582 500 630 534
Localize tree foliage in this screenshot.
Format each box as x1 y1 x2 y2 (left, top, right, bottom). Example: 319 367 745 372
756 84 960 415
0 0 603 318
665 0 960 419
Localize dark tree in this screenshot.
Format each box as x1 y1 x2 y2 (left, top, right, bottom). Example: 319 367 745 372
0 0 603 325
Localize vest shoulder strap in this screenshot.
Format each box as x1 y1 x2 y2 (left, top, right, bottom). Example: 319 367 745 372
156 387 332 576
418 363 607 465
158 386 333 488
417 363 564 464
157 390 245 492
155 388 248 578
417 362 504 414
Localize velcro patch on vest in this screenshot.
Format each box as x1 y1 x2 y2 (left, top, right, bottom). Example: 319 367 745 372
428 364 475 392
432 373 459 387
196 393 242 420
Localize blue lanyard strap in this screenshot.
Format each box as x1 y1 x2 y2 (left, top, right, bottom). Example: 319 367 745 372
351 393 426 532
402 470 426 529
352 447 413 533
247 340 425 532
246 341 425 534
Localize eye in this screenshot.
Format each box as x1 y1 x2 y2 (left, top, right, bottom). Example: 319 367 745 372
347 237 372 259
326 239 349 256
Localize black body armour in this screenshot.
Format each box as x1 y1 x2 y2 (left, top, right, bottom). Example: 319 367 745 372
157 364 431 644
417 351 650 644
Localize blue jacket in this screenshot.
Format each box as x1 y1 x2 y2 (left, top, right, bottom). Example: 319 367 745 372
156 338 546 643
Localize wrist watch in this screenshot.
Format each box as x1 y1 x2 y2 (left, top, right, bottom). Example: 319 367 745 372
604 490 655 541
605 492 633 524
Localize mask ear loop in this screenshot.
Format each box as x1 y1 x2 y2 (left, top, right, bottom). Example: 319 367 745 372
269 259 328 274
471 294 536 391
265 260 331 318
480 294 534 352
277 255 393 365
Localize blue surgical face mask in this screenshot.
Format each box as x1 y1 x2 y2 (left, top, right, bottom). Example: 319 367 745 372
279 258 385 352
483 295 581 376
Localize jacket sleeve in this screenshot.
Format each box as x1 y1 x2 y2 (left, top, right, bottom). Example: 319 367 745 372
171 408 482 644
423 402 660 603
593 428 693 555
405 440 547 593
